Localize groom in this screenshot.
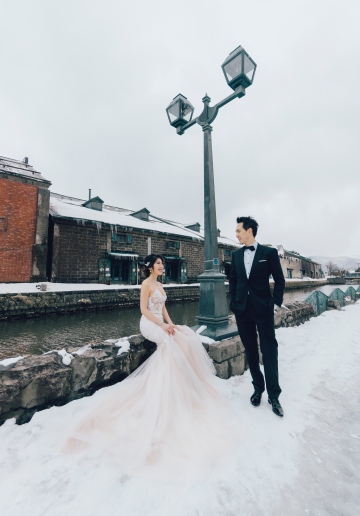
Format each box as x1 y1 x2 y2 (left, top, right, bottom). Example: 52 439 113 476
229 216 285 417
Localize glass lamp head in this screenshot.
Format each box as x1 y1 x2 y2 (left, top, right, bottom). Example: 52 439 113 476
221 46 257 90
166 94 194 128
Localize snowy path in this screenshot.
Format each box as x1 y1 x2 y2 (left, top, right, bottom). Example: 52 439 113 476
0 304 359 516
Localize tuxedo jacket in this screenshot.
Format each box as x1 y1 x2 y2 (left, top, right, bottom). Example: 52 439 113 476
229 244 285 317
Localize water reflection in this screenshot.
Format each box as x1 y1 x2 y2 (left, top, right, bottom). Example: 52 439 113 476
0 285 350 360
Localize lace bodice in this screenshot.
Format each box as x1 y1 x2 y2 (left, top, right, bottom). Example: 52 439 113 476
147 288 167 320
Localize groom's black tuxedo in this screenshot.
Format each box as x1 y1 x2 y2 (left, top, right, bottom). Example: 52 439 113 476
229 244 285 399
229 244 285 315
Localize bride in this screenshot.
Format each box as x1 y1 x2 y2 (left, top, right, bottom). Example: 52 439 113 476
63 254 237 481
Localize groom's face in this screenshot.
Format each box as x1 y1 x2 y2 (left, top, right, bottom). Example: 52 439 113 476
236 223 253 245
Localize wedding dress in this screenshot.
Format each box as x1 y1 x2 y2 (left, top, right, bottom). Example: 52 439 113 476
63 287 238 481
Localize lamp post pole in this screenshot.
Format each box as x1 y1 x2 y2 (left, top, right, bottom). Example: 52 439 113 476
166 46 256 340
202 121 218 273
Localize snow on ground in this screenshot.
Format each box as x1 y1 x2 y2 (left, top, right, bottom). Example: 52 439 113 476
0 304 360 515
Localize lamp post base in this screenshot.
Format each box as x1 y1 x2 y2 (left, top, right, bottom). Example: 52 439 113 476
192 322 239 341
192 271 239 341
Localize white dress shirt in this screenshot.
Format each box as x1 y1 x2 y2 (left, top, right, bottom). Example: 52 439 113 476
243 241 258 279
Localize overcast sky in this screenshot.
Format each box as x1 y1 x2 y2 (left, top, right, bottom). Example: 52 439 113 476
1 0 359 257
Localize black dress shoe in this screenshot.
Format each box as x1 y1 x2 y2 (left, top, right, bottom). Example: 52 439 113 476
268 397 284 417
250 391 262 407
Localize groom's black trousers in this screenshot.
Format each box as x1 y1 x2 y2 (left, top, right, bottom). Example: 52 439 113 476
234 296 281 400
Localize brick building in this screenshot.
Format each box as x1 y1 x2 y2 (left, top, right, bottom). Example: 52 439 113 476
0 157 51 283
48 192 240 284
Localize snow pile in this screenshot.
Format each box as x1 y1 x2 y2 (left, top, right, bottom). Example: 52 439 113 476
56 349 73 366
195 325 216 344
198 335 216 345
104 336 135 355
195 325 207 334
114 338 131 355
72 345 91 356
0 304 359 515
0 356 25 368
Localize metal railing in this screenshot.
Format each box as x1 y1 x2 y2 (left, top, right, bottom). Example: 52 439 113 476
304 285 359 315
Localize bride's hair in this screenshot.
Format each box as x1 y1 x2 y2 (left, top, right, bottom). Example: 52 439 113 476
143 254 164 278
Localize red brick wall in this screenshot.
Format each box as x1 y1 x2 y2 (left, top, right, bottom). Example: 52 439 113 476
0 178 38 282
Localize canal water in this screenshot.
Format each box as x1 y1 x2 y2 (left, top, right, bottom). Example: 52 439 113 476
0 284 349 360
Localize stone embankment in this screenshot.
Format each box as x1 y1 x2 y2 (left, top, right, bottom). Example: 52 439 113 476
0 280 328 321
0 285 201 321
0 336 157 426
0 301 315 426
271 279 327 290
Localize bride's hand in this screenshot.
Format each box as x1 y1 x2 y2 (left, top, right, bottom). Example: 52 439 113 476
161 323 178 335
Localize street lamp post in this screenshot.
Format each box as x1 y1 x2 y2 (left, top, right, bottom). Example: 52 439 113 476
166 46 257 340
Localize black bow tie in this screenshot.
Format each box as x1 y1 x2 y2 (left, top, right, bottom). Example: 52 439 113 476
244 245 255 251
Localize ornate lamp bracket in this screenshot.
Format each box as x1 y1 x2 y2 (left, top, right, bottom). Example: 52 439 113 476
176 85 246 135
196 94 219 127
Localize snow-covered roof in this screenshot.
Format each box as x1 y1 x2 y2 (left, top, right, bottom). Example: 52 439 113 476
50 192 240 247
0 156 51 184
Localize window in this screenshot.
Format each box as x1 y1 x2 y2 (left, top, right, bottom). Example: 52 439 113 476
287 269 293 279
168 241 180 249
112 260 130 283
112 234 132 244
166 261 179 282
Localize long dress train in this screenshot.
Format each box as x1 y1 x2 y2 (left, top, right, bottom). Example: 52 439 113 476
63 288 238 481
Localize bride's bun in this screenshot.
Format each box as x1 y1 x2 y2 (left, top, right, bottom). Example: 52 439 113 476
143 254 164 278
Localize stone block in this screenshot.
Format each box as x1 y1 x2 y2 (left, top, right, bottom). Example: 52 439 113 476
70 356 96 392
229 354 246 376
214 360 230 379
0 353 72 420
207 336 244 363
327 299 341 310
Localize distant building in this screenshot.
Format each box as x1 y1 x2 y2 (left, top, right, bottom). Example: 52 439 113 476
283 249 324 279
271 246 324 279
281 249 303 279
345 272 360 278
48 192 239 284
0 156 51 283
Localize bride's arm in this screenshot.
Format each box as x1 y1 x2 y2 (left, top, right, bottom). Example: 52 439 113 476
162 304 174 325
140 283 176 334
